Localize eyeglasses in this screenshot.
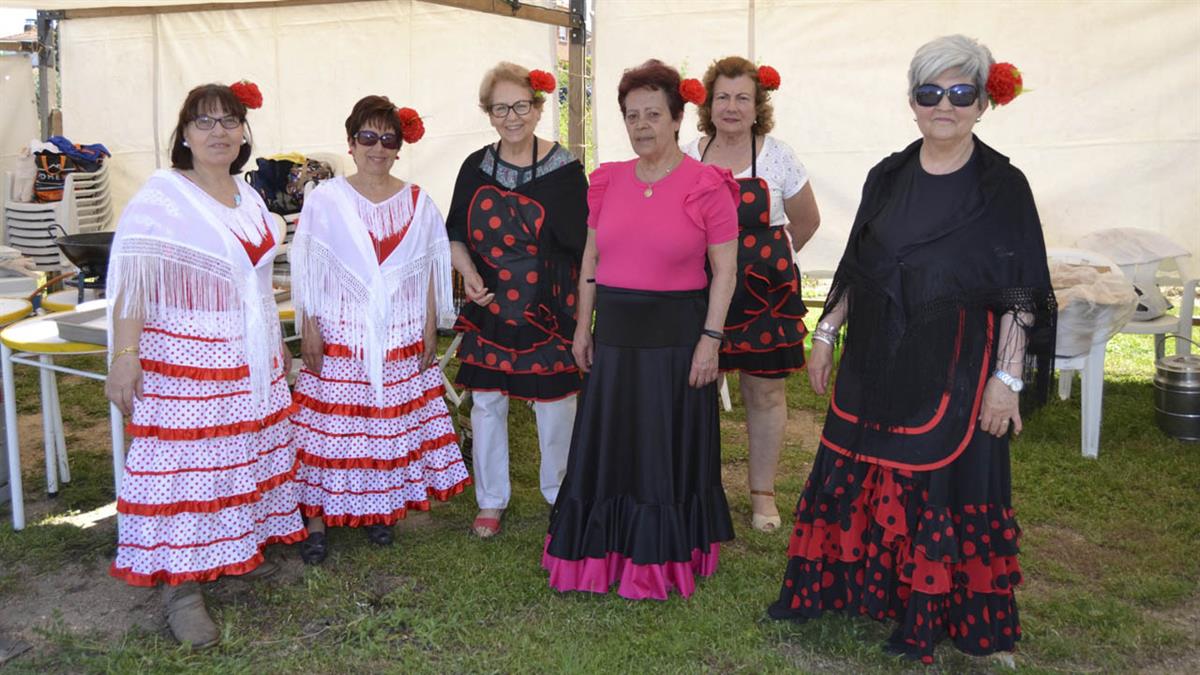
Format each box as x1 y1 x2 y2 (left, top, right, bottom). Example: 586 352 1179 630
354 130 401 150
192 114 243 131
913 83 980 108
488 100 534 118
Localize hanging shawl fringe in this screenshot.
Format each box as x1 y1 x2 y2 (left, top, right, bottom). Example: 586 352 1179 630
106 171 282 414
292 178 454 404
822 138 1056 431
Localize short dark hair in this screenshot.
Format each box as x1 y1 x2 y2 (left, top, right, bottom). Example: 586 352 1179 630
617 59 684 121
169 83 252 174
345 95 403 146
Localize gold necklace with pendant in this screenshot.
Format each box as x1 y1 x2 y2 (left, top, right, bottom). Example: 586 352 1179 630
639 155 682 198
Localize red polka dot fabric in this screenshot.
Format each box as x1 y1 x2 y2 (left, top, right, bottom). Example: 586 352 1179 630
769 442 1022 664
110 311 305 587
720 178 808 376
453 185 580 401
292 318 471 527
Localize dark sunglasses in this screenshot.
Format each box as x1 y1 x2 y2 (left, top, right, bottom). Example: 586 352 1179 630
912 83 980 107
354 130 401 150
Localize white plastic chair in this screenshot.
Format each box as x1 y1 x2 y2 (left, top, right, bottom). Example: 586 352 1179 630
1048 248 1136 458
1076 228 1197 359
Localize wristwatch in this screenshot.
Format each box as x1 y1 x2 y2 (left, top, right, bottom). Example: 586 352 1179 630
993 369 1024 393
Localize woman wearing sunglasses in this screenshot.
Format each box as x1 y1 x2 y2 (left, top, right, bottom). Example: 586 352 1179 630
106 81 303 648
683 56 821 534
768 35 1054 665
446 62 588 538
289 95 470 564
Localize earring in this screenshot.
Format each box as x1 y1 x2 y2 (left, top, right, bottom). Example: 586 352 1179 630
394 154 400 159
975 117 982 123
242 135 249 145
182 139 190 147
348 150 353 155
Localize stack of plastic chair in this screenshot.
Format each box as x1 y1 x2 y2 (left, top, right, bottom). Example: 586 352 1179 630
2 162 113 271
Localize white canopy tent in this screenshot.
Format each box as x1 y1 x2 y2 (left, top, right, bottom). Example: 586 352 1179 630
594 0 1200 271
5 0 1199 270
10 0 573 218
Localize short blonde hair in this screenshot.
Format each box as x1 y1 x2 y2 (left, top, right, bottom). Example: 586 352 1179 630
478 61 547 113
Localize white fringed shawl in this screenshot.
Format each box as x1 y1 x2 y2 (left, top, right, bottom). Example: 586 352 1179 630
106 170 283 412
289 177 454 402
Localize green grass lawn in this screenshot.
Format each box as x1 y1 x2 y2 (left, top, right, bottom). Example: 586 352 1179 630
0 329 1197 673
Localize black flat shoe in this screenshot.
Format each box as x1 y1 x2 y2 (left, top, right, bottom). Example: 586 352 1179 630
366 524 394 546
299 531 328 565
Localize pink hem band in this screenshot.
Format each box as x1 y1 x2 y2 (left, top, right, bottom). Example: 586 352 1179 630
540 535 720 601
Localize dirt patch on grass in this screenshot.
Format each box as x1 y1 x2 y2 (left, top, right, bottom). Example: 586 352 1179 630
1139 592 1200 674
0 556 158 651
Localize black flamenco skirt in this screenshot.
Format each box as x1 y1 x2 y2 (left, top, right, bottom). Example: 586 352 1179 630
542 286 735 600
719 226 808 377
768 422 1023 664
453 302 582 402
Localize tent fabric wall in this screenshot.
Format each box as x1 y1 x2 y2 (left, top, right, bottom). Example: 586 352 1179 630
595 0 1200 272
0 53 40 178
57 0 557 217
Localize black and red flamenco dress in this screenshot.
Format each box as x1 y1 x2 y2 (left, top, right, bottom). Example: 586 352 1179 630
720 174 808 376
769 309 1024 664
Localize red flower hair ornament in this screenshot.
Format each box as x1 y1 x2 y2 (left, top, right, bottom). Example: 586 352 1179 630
679 78 707 106
395 107 425 144
528 69 557 94
230 80 263 110
756 65 781 91
986 62 1024 108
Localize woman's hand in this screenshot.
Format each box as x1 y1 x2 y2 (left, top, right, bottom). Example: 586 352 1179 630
979 377 1022 438
300 318 325 375
420 316 438 370
572 326 594 373
463 271 495 307
807 341 834 395
279 338 293 377
689 336 720 388
105 353 143 416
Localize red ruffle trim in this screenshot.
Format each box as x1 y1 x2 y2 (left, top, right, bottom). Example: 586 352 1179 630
296 431 459 470
787 461 1022 597
323 340 425 361
143 326 234 343
117 459 299 516
140 358 249 381
298 367 425 388
291 412 451 440
292 386 445 419
142 372 287 402
110 527 307 587
124 442 289 476
127 403 296 440
301 476 471 526
294 461 468 496
541 536 720 601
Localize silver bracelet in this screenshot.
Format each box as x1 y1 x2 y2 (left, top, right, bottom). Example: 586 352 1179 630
817 321 840 335
812 332 836 347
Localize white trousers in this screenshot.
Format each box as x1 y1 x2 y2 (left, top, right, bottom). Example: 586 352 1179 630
470 390 577 510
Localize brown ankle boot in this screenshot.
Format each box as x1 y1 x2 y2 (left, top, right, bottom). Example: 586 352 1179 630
162 582 220 649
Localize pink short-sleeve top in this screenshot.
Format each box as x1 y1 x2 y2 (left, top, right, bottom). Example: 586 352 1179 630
587 156 738 291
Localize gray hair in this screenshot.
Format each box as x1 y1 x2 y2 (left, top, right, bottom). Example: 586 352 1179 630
908 35 994 109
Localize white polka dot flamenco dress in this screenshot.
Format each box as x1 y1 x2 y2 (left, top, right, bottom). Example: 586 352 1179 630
289 178 470 528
